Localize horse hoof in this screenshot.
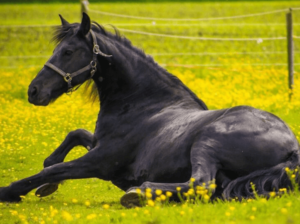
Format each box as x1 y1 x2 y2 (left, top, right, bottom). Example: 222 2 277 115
0 187 21 202
35 183 59 197
120 189 144 208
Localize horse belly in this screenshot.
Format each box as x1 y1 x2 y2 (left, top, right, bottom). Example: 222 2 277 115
200 106 299 176
134 138 193 183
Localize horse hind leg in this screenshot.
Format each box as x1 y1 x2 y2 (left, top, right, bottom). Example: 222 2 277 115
121 144 220 208
36 129 94 197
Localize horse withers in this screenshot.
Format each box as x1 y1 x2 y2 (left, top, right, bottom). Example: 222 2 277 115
0 13 299 207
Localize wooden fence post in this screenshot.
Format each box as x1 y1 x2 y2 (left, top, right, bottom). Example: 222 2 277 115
81 0 89 16
286 8 294 101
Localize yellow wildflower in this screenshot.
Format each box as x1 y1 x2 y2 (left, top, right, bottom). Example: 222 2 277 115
147 199 155 207
155 189 162 196
204 194 210 200
209 184 217 189
86 213 97 220
145 192 152 199
281 208 288 214
279 188 287 193
61 211 73 221
160 194 166 201
102 204 110 209
188 189 194 195
166 191 173 197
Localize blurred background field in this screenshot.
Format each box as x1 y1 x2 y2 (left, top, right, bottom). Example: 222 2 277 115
1 1 300 223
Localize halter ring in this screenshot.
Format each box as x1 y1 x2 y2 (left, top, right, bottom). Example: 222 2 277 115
64 73 72 82
90 61 97 68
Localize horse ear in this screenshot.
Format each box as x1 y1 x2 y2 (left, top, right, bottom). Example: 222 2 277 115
59 14 70 27
78 12 91 36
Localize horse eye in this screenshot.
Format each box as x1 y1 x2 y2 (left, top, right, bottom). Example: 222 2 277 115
65 50 73 56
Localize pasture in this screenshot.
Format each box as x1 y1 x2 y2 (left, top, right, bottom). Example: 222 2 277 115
0 1 300 223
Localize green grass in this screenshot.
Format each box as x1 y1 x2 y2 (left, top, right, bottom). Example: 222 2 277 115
1 1 300 223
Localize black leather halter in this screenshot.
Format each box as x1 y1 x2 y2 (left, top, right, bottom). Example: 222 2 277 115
44 30 111 93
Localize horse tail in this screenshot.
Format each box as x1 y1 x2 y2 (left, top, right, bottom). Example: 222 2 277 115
223 151 300 199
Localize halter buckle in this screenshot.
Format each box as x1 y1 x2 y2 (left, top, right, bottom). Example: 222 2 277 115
93 44 100 54
64 73 72 82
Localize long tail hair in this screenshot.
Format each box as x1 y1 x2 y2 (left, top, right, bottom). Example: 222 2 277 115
223 151 300 199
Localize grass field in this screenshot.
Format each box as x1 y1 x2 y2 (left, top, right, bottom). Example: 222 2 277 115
1 1 300 223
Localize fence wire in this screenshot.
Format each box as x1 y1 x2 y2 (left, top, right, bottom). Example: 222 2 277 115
0 5 298 70
89 8 289 22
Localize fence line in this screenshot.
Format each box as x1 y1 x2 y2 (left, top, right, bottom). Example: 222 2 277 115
0 25 289 41
0 51 297 59
152 51 292 56
160 63 300 68
89 8 289 22
103 23 300 27
117 28 287 41
2 63 300 69
0 55 50 59
0 25 291 42
0 24 56 28
2 23 300 28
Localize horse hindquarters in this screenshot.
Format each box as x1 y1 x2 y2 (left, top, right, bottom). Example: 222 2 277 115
197 106 300 198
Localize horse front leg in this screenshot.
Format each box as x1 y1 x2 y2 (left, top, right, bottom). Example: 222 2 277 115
44 129 94 168
35 129 94 197
0 151 100 203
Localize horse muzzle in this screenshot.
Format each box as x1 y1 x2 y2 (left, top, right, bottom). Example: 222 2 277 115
28 84 51 106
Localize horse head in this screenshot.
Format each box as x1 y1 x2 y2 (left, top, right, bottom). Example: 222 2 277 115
28 13 110 106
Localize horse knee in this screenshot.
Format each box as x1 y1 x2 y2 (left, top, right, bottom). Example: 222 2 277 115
67 129 93 149
67 129 84 142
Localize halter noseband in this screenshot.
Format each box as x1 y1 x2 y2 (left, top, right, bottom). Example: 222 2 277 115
45 30 111 94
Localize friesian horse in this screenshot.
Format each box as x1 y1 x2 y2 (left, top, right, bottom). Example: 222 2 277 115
0 13 299 208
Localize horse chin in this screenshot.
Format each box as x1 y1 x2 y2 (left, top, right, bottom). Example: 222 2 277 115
28 94 51 106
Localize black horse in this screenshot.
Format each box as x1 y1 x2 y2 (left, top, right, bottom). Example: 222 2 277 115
0 13 299 207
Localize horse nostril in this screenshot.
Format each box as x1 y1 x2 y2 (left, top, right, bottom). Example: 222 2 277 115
30 86 38 98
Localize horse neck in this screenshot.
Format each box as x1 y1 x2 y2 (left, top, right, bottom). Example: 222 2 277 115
92 37 207 111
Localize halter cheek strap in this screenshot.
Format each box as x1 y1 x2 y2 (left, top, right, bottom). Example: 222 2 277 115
44 30 111 94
